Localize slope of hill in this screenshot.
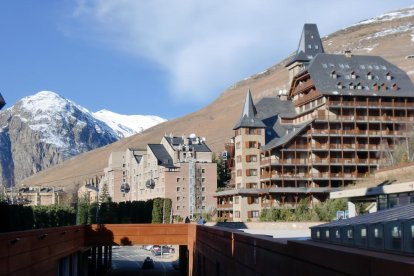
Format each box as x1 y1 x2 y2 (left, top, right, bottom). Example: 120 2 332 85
21 7 414 191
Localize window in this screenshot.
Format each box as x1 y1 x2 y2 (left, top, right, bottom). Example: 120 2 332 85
248 210 259 218
177 196 180 201
235 211 240 218
176 205 180 210
176 187 180 192
176 177 180 183
237 170 242 177
246 169 257 176
202 187 206 192
201 177 206 183
234 196 240 204
236 155 242 163
202 196 206 201
201 168 206 174
315 45 319 49
236 142 241 149
246 128 261 135
246 155 257 162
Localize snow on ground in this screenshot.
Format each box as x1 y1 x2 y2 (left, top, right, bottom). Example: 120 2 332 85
358 23 414 43
352 6 414 27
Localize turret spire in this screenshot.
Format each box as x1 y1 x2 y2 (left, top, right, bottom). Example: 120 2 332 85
286 23 324 67
233 89 265 130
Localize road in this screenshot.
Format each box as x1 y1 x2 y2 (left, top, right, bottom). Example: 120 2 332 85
107 246 181 276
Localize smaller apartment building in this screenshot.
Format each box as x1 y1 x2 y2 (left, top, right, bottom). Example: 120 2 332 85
100 134 217 219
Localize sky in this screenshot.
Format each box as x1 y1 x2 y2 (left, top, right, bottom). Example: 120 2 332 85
0 1 413 119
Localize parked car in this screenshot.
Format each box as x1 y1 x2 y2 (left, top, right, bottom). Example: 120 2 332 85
142 257 154 269
151 245 175 256
144 245 153 251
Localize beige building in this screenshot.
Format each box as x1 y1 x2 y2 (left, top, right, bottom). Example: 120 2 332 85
8 186 65 206
99 134 217 219
77 176 101 203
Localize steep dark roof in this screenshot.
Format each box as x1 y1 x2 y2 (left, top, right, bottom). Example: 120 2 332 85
308 54 414 97
164 136 184 146
234 89 266 129
164 136 212 152
148 144 174 167
262 120 313 150
286 23 324 67
0 93 5 110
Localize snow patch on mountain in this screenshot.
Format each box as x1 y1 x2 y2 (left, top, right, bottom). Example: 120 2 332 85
352 6 414 27
93 109 167 138
361 23 414 41
17 91 116 152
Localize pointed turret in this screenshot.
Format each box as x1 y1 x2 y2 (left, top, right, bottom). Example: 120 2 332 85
233 89 266 130
0 93 5 110
286 24 324 84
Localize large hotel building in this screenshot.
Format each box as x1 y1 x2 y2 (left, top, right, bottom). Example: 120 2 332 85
217 24 414 221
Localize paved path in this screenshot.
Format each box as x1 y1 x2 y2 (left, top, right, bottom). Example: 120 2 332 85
107 246 181 276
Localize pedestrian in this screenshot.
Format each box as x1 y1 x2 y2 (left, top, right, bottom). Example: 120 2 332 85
185 216 190 223
197 216 205 225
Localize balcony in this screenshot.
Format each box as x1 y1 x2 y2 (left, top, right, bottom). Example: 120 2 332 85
329 100 414 109
315 115 414 123
311 129 406 137
292 78 315 96
217 203 234 209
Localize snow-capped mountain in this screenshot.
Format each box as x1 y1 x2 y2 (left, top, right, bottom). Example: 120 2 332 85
0 91 166 187
93 109 166 138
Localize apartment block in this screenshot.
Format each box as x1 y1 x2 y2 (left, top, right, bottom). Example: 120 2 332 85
217 24 414 222
99 134 217 219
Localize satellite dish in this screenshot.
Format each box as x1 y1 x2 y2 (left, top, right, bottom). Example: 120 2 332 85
120 183 130 193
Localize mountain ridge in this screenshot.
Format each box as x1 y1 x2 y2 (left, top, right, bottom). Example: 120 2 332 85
0 91 166 186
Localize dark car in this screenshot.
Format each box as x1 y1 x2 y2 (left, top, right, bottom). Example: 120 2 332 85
142 257 154 269
152 245 175 256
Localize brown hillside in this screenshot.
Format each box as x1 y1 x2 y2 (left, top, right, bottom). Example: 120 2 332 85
21 7 414 191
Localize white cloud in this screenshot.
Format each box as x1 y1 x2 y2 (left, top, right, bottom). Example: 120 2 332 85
70 0 413 103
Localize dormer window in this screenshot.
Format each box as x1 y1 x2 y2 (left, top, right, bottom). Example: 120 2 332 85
392 83 399 91
386 72 392 81
337 82 343 89
308 44 312 49
331 70 337 79
381 83 387 91
366 72 373 80
373 83 379 91
351 71 357 79
357 83 362 90
349 82 355 90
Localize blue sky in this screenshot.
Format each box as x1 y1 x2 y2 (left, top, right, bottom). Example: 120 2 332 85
1 1 412 119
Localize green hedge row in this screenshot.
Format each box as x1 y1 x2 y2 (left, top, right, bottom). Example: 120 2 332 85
77 198 172 225
0 202 76 232
1 197 174 232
